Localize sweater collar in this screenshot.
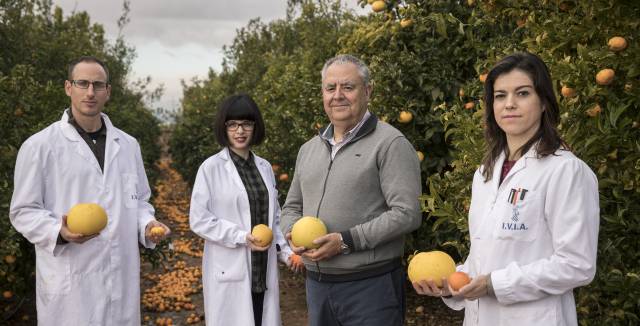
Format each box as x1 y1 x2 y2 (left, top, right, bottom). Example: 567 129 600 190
318 113 378 144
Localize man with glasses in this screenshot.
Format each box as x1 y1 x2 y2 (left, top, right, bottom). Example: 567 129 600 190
10 56 170 325
280 54 422 325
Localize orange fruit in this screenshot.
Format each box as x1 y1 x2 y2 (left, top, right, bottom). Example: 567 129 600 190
558 1 572 11
371 1 386 12
596 69 615 86
3 290 13 299
398 111 413 123
586 104 602 117
479 73 488 83
271 164 281 172
448 271 471 291
464 102 475 110
290 253 303 266
150 226 165 237
416 151 424 162
4 255 16 264
400 18 413 28
608 36 628 52
561 86 576 98
278 173 289 182
458 88 465 98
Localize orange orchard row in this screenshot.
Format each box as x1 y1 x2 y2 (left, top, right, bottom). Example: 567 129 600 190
268 32 628 177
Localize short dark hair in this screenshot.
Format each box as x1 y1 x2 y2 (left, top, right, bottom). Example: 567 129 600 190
482 52 567 182
214 94 266 147
68 56 110 83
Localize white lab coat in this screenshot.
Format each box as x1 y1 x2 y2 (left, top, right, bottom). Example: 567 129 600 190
189 147 292 326
9 110 156 326
444 147 599 326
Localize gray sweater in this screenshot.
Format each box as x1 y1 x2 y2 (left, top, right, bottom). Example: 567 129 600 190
281 114 422 275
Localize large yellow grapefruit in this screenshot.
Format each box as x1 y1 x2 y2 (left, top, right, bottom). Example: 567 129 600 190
66 203 108 235
407 251 456 287
251 224 273 247
291 216 327 249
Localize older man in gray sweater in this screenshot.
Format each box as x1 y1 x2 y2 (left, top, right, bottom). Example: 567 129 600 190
281 54 422 326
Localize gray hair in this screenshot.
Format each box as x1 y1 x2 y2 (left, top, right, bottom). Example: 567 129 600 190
321 54 370 86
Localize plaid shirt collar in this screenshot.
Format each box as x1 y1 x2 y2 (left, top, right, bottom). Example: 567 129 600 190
229 149 254 167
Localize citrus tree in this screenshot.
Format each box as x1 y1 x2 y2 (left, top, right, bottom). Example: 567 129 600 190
170 0 357 197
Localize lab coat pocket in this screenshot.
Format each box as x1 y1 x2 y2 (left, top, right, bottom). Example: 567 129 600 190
212 246 247 282
500 298 558 326
122 173 139 209
493 192 542 242
36 251 71 296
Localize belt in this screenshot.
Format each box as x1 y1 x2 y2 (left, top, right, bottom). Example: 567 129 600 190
306 257 402 283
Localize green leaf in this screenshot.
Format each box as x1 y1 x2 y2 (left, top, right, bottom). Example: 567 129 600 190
435 14 448 38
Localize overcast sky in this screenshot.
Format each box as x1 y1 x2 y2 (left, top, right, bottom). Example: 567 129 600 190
52 0 365 115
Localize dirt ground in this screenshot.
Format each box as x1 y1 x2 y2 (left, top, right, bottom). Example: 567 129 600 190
1 158 463 326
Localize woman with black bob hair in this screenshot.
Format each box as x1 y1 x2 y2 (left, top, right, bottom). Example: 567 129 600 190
189 94 302 326
413 52 600 326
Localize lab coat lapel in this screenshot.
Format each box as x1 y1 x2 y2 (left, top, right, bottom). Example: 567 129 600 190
102 114 120 176
490 151 506 192
222 147 245 189
501 146 537 187
254 155 275 226
221 148 252 229
60 110 102 174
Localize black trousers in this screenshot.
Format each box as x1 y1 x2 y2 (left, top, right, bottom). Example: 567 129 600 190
305 267 406 326
252 291 265 326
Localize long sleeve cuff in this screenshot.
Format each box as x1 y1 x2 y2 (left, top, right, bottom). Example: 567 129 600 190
487 272 496 298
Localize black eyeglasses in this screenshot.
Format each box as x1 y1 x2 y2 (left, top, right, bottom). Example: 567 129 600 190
225 120 255 131
71 80 109 91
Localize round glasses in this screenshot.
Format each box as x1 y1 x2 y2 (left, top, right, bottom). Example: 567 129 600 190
225 120 255 131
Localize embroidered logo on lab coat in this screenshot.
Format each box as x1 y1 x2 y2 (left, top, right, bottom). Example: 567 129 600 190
503 188 529 231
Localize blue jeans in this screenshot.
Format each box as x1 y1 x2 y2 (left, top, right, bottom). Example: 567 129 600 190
305 267 405 326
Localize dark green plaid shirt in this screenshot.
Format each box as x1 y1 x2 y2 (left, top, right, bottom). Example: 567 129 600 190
229 150 269 293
